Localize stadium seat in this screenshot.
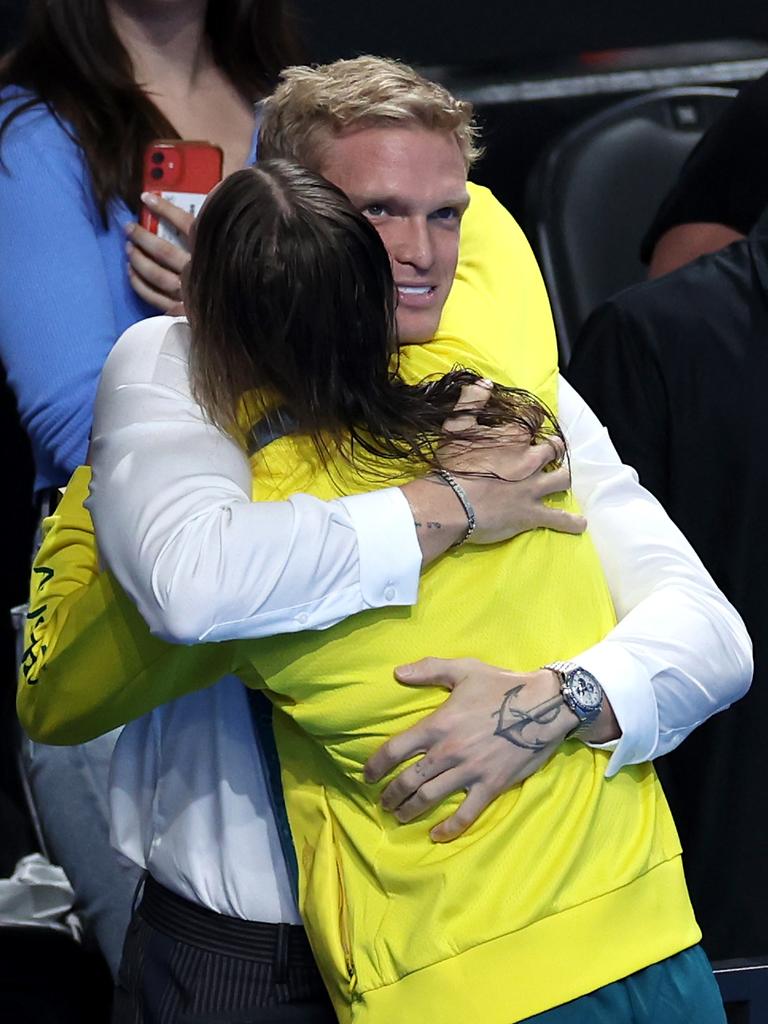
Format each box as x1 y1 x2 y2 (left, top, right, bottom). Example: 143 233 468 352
525 85 736 364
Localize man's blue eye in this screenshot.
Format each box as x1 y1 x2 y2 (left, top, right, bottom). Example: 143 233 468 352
365 204 386 217
431 207 459 221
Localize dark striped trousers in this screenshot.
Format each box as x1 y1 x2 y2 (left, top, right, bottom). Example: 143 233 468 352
112 874 337 1024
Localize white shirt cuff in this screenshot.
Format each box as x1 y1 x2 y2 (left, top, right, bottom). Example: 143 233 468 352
576 642 659 778
336 487 421 610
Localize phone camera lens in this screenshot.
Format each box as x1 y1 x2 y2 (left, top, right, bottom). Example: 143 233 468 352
151 151 165 164
150 167 164 180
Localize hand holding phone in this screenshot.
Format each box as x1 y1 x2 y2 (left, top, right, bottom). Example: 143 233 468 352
129 140 223 311
140 140 223 249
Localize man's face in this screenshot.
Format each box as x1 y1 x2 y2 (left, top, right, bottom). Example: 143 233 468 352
316 125 470 345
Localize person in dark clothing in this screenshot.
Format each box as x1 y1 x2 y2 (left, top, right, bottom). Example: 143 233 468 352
643 71 768 277
568 223 768 961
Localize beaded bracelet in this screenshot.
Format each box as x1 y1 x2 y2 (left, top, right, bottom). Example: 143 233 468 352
437 469 477 547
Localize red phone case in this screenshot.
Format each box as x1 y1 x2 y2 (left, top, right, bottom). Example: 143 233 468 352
139 140 223 236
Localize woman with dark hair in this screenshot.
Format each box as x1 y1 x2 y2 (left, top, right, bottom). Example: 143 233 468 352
0 0 302 490
0 0 302 982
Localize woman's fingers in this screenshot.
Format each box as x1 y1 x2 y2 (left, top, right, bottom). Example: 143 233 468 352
536 506 587 535
126 241 183 300
140 192 195 242
125 197 193 311
443 379 494 434
127 221 191 273
125 218 192 311
534 465 570 496
128 265 183 314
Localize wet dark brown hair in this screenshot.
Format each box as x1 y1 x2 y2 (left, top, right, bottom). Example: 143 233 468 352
186 161 563 473
0 0 303 220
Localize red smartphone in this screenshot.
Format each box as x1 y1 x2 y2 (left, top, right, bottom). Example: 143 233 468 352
140 140 223 249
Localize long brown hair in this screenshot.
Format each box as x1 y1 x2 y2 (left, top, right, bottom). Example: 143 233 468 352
0 0 303 220
186 161 563 475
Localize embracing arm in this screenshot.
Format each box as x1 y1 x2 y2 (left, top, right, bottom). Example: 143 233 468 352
16 467 242 744
560 376 752 769
87 309 581 645
85 317 471 645
16 440 427 744
366 377 752 835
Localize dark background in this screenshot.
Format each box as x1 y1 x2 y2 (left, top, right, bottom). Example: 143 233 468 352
293 0 766 67
4 0 764 66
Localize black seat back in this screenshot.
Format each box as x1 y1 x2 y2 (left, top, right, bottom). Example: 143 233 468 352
526 86 736 364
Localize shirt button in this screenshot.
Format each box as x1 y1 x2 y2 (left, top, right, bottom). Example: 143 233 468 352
297 613 309 625
384 586 396 602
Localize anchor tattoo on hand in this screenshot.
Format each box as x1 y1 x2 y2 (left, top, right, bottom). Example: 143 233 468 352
492 684 564 750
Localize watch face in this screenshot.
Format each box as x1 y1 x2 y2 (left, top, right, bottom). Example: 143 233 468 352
569 669 602 711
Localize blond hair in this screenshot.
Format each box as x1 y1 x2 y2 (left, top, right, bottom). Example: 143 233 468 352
259 55 482 170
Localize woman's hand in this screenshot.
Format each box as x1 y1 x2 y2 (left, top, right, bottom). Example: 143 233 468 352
402 382 586 562
440 379 584 543
125 193 193 314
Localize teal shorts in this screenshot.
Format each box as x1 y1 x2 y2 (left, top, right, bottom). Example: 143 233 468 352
524 945 725 1023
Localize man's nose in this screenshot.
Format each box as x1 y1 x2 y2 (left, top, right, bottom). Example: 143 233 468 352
391 217 434 270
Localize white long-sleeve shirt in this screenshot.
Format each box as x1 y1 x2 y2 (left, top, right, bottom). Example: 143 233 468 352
93 317 751 923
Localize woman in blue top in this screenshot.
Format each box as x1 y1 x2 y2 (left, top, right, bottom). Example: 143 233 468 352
0 0 301 492
0 0 302 984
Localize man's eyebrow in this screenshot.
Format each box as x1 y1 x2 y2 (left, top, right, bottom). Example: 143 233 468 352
449 194 471 212
346 192 402 208
347 192 471 211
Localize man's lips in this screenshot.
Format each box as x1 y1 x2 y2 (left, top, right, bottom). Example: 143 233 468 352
396 284 437 308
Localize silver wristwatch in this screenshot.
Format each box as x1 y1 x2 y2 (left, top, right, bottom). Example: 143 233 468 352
543 661 604 734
